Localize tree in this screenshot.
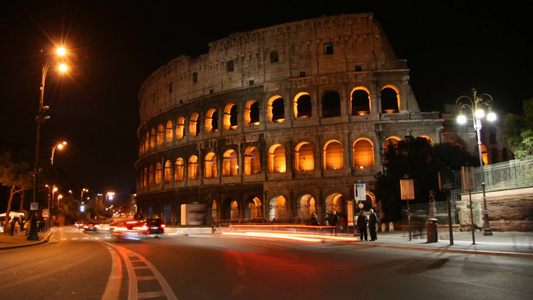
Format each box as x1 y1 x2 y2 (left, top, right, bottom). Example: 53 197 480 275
375 139 478 222
502 98 533 159
0 149 33 233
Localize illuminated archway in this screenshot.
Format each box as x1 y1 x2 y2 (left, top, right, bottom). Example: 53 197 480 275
245 197 262 220
244 100 260 126
204 152 218 178
293 92 312 118
189 113 199 137
295 142 314 171
381 85 400 113
268 95 285 122
323 140 343 170
188 155 198 180
205 108 218 133
268 144 286 173
353 138 374 167
351 87 371 115
176 117 185 139
223 149 239 176
165 120 173 143
297 194 316 223
244 147 261 175
174 157 184 181
157 124 164 146
269 196 287 222
164 160 172 183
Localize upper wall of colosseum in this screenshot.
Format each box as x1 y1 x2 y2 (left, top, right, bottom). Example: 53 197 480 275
138 13 407 123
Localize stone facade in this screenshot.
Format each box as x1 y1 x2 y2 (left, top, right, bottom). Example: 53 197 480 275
136 13 443 225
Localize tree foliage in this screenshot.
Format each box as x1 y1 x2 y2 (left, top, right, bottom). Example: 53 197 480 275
502 98 533 159
375 139 478 222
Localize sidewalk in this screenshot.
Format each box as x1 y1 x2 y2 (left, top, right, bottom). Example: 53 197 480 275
1 227 532 258
0 229 54 250
354 230 533 258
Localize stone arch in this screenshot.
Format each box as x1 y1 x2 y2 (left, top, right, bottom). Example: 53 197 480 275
293 92 312 118
188 155 198 180
223 103 238 130
244 146 261 175
297 194 316 223
176 116 185 139
295 142 314 171
268 144 286 173
189 113 200 137
205 108 218 133
381 85 400 113
223 149 239 176
353 138 374 167
204 152 218 178
174 157 184 181
322 90 341 118
164 160 172 183
269 195 287 222
244 196 262 220
165 120 173 143
268 95 285 122
323 140 343 170
244 100 260 126
351 87 371 115
157 124 164 147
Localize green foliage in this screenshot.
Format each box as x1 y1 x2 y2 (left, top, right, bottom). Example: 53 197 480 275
375 139 478 222
502 99 533 159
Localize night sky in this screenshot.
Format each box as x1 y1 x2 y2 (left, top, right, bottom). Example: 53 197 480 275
0 1 531 202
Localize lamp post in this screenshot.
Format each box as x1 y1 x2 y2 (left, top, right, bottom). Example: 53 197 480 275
28 47 67 241
456 88 496 236
50 141 67 165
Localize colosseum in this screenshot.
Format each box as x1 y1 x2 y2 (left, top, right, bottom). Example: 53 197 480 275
136 13 444 227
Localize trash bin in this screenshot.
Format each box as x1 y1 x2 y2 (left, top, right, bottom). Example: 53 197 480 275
426 218 438 243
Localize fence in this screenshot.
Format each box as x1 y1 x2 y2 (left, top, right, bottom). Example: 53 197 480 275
405 158 533 225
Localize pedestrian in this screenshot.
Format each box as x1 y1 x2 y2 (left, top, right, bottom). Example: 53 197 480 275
24 219 31 235
356 210 368 241
369 208 378 241
309 212 320 226
330 210 339 236
9 218 16 236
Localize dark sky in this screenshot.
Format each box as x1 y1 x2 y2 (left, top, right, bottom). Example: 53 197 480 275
0 1 531 201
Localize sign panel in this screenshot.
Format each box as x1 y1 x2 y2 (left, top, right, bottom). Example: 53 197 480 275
461 166 475 191
42 208 49 218
354 182 366 201
400 179 415 200
30 202 39 211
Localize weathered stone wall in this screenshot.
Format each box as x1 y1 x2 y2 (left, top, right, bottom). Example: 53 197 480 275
457 190 533 232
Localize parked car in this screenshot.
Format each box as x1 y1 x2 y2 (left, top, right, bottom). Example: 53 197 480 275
82 221 96 232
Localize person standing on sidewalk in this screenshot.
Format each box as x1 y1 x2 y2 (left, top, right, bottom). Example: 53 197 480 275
330 211 339 236
369 209 378 241
356 211 368 241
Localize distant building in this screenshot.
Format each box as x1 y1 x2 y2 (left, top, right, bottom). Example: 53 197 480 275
136 13 443 225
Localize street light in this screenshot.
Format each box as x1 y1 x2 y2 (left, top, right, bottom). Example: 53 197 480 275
50 141 67 165
456 88 496 236
28 46 68 241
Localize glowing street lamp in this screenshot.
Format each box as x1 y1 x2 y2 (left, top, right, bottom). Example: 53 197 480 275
50 141 67 165
29 46 69 241
456 88 496 236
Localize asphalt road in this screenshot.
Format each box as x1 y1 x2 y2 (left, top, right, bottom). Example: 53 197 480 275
1 228 532 300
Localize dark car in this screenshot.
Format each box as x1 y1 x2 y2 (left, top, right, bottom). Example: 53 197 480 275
82 221 96 231
142 218 166 236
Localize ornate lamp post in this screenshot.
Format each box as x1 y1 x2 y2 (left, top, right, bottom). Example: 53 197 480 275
456 88 497 236
28 47 67 240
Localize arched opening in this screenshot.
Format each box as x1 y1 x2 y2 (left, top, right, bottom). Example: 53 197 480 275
143 167 148 187
149 165 154 186
204 152 218 178
165 120 173 143
324 140 343 170
189 113 200 137
188 155 198 180
269 196 287 222
268 96 285 122
297 194 316 223
381 86 400 113
155 162 162 184
295 142 314 171
294 92 312 118
244 147 261 175
164 160 172 183
211 201 218 222
174 158 184 181
353 138 375 167
351 87 371 115
244 197 262 220
268 144 286 173
144 132 149 153
384 136 402 154
245 100 260 126
223 103 238 130
418 135 434 146
322 90 341 118
223 149 239 176
325 193 344 223
176 117 185 139
150 128 156 149
205 108 218 133
157 124 164 147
